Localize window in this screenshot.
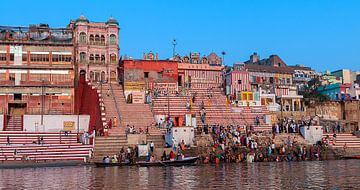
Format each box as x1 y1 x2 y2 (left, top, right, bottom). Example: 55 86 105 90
89 35 94 42
0 53 6 61
89 54 94 63
79 32 86 43
286 78 291 84
101 35 105 44
52 54 71 63
95 54 100 63
80 52 86 62
31 54 50 62
10 53 14 61
144 72 149 78
269 77 274 84
95 35 100 42
109 34 116 45
110 54 116 63
237 80 242 84
101 55 105 63
22 53 28 62
14 94 22 100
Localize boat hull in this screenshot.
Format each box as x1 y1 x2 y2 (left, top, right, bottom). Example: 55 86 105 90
94 162 130 167
137 157 198 167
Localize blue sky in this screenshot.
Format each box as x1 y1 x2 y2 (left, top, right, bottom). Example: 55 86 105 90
1 0 359 72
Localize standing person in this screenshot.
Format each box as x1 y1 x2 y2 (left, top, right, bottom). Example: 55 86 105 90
113 117 118 128
150 141 154 152
6 136 10 145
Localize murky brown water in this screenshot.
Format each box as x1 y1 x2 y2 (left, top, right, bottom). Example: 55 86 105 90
0 160 359 189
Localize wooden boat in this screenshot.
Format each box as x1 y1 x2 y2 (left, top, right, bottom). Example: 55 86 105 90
342 155 360 159
94 162 130 167
137 157 198 167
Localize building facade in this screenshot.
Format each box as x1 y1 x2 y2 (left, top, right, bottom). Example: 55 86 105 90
0 24 75 117
120 52 178 103
70 15 119 83
175 52 224 90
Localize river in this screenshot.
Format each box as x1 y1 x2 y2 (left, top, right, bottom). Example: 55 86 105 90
0 160 359 189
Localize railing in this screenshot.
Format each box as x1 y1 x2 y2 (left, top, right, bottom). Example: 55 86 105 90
109 82 122 125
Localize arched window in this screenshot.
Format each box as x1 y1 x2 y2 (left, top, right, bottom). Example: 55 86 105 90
101 35 105 45
89 35 94 42
110 54 117 63
109 34 116 45
101 55 105 63
80 52 86 62
79 32 86 43
89 54 94 63
95 54 100 63
95 35 100 42
101 71 106 82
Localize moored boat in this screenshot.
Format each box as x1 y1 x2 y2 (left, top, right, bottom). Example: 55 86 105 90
137 157 198 167
342 155 360 159
94 162 131 167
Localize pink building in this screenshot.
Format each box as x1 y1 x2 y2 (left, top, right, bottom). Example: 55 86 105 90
70 15 119 83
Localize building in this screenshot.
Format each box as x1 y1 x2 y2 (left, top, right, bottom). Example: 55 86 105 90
0 24 76 129
317 83 351 101
348 83 360 100
120 52 178 103
289 64 318 92
331 69 353 84
175 52 224 90
242 53 304 112
70 15 119 83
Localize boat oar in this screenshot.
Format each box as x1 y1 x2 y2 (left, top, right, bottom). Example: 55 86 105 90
158 160 167 167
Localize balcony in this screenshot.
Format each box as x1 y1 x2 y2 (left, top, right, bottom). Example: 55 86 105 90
89 41 106 46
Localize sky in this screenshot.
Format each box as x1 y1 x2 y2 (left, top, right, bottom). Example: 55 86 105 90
1 0 359 72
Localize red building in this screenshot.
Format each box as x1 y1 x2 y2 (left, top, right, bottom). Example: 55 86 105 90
120 52 178 103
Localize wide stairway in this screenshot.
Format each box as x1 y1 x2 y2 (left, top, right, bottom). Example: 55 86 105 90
152 87 271 131
93 135 128 161
100 83 161 135
4 115 23 131
323 133 360 148
0 131 93 162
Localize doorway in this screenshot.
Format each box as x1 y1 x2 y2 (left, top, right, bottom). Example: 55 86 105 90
8 103 27 115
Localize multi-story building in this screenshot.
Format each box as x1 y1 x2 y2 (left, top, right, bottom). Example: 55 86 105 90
0 24 75 127
175 52 224 90
232 53 305 112
70 15 119 83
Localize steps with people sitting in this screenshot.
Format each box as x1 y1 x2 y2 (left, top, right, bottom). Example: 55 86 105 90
93 135 128 161
323 133 360 148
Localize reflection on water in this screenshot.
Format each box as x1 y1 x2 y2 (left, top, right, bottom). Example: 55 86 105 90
0 160 359 189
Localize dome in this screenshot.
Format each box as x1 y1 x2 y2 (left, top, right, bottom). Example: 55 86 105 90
106 17 119 25
76 15 89 23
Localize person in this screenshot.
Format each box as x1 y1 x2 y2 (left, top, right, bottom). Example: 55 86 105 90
108 119 112 129
111 155 118 163
161 151 167 161
150 141 154 152
113 117 118 128
103 156 110 163
149 155 156 162
40 136 44 145
7 136 10 145
169 150 175 161
84 132 89 145
180 140 185 151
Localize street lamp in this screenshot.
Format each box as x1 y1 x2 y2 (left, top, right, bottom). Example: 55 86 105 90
172 39 177 59
41 80 45 128
221 51 226 64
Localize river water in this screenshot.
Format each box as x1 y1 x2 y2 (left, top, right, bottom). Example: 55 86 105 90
0 160 359 189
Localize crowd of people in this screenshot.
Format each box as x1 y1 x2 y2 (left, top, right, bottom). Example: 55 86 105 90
198 122 326 164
